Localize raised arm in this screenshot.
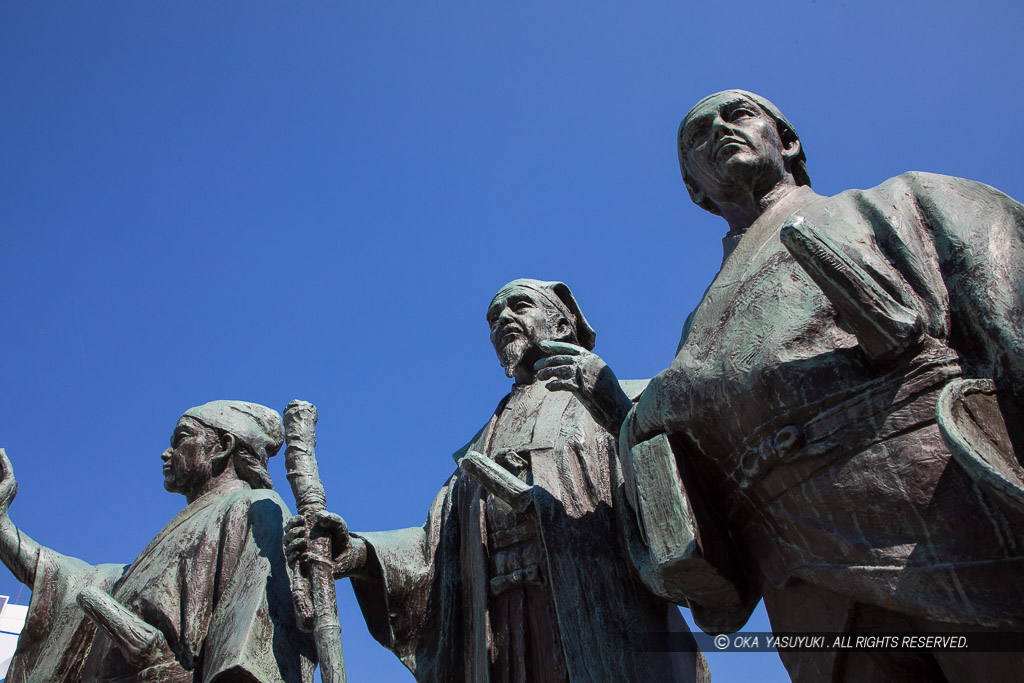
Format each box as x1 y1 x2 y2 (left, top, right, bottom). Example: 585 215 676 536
0 449 42 586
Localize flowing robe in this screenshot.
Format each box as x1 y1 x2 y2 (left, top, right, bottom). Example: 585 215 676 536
6 485 315 683
351 382 708 682
631 172 1024 677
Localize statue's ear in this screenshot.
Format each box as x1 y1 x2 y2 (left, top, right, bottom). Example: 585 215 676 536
211 432 236 473
685 175 722 215
684 175 707 206
555 318 575 343
780 130 802 164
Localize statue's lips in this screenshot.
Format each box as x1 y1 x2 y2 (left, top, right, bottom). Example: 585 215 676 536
714 138 746 160
498 326 524 342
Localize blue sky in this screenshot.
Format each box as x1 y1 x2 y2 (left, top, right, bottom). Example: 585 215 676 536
2 2 1023 681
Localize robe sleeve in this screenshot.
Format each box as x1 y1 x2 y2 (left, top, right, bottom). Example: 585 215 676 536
347 418 494 678
904 172 1024 393
6 547 126 683
350 473 458 674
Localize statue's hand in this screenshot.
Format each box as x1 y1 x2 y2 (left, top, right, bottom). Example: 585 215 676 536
284 511 367 580
535 341 633 433
135 658 188 683
0 450 18 519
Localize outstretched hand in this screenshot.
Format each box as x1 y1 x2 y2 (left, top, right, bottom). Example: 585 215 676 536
284 511 367 579
534 341 633 433
0 450 18 519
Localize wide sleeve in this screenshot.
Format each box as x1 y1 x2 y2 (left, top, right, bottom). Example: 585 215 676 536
6 547 126 683
908 172 1024 393
350 472 459 673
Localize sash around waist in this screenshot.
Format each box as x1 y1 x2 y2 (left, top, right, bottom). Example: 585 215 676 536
702 348 963 517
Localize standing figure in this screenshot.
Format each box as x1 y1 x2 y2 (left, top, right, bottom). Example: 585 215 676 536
622 90 1024 681
0 401 316 682
287 279 707 683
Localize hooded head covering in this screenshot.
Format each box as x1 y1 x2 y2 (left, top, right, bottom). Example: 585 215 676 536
677 89 811 215
490 278 597 351
182 400 284 466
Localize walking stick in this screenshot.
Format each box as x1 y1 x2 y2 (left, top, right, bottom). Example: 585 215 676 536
284 399 347 683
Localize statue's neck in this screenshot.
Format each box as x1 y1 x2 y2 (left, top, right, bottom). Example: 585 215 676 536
720 184 822 264
718 180 799 236
186 475 247 505
512 369 539 386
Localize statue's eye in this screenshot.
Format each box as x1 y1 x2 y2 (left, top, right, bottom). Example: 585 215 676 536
171 427 194 448
731 106 756 119
684 124 706 148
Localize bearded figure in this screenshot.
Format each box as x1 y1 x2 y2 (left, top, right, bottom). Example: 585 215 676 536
287 279 708 683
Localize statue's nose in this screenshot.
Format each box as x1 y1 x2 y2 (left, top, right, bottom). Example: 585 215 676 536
711 114 730 140
161 447 172 462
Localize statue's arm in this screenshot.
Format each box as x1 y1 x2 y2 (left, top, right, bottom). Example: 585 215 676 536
627 363 692 446
0 449 41 586
917 173 1024 393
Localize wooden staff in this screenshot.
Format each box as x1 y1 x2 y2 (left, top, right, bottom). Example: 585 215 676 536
284 399 346 683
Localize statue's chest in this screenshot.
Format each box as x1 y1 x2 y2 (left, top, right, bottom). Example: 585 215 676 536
487 383 569 459
689 245 840 367
680 228 874 430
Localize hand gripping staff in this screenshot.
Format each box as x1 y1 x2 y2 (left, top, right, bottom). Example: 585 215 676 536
284 399 347 683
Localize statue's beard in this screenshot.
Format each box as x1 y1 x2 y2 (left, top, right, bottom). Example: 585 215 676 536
499 336 531 378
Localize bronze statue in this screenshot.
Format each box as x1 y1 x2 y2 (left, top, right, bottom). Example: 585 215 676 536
0 401 316 682
286 279 708 682
620 90 1024 681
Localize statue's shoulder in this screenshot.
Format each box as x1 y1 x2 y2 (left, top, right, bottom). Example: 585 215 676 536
450 394 512 464
819 172 1007 223
843 171 997 200
826 171 955 200
892 170 991 194
220 485 285 504
213 486 290 523
879 170 941 192
873 172 1023 217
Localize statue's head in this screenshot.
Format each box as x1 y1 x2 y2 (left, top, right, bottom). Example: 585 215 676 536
677 90 810 215
162 400 283 498
487 279 596 379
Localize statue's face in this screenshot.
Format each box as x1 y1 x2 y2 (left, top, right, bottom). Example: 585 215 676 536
487 287 565 377
162 416 216 497
679 93 789 204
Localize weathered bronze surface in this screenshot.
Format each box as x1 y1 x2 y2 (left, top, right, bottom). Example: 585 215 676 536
621 90 1024 681
286 279 708 682
0 401 316 682
283 400 347 683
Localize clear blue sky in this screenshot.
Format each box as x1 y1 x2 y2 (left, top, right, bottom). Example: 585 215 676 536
2 2 1022 681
